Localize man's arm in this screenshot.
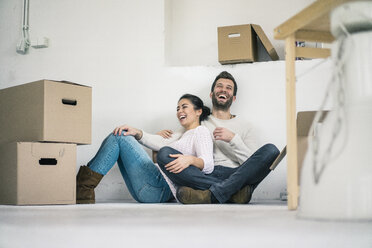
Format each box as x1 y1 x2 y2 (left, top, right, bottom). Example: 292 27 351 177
213 126 259 165
228 129 258 164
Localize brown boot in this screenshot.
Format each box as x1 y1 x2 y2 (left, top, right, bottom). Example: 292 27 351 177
229 185 253 204
176 186 212 204
76 166 103 204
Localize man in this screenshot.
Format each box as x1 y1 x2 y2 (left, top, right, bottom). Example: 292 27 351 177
156 71 280 204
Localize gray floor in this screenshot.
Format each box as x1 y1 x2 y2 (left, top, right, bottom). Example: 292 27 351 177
0 200 371 248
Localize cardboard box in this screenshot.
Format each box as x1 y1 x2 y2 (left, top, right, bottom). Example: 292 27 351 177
269 111 329 173
218 24 279 64
0 142 76 205
0 80 92 145
297 111 328 177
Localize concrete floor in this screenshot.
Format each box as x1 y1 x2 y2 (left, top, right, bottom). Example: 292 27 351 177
0 200 371 248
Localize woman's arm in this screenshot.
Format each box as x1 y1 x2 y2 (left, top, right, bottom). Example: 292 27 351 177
113 125 183 151
113 125 143 140
139 129 183 151
164 154 204 173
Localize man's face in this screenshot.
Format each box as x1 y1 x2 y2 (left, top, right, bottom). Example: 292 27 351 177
210 78 236 110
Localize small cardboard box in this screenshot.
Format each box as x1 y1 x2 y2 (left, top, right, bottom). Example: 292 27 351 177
0 142 76 205
269 111 328 173
218 24 279 64
297 111 328 176
0 80 92 145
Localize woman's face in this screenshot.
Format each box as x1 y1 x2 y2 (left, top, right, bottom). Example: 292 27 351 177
177 98 202 130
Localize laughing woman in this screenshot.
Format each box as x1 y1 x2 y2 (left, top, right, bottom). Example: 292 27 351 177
76 94 213 204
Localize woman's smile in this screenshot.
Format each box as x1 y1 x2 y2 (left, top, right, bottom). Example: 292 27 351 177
177 98 201 130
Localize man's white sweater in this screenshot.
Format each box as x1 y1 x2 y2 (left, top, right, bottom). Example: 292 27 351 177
202 115 259 168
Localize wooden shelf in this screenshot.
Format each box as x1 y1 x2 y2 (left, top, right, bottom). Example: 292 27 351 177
274 0 359 41
273 0 357 210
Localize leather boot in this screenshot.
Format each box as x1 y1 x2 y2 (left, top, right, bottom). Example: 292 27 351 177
176 186 212 204
228 185 253 204
76 166 103 204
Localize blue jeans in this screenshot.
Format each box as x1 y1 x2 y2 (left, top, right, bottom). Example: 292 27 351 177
87 133 172 203
156 144 280 203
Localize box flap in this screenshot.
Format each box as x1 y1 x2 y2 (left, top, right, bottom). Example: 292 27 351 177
251 24 279 61
297 111 328 136
44 79 91 88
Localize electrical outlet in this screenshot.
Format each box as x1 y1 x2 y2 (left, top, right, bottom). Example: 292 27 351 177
31 37 49 49
280 191 288 201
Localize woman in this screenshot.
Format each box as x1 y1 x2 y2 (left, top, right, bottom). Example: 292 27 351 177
76 94 212 204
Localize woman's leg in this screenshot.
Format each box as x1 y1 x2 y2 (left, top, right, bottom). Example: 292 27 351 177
157 146 257 204
88 133 172 203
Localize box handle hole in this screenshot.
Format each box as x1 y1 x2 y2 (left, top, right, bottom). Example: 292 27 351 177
228 33 241 38
39 158 57 166
62 99 77 106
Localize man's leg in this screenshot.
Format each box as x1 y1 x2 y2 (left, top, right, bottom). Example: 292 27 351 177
87 133 172 203
157 146 242 204
156 146 223 189
210 143 280 203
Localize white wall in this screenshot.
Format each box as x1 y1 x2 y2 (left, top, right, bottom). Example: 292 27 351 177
165 0 316 66
0 0 332 201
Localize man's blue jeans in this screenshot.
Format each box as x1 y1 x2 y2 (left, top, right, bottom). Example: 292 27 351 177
87 133 172 203
156 144 280 203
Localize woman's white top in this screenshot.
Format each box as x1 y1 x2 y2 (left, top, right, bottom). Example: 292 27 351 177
139 125 214 174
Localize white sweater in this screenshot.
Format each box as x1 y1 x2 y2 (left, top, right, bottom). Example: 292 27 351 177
202 115 259 168
140 115 259 169
139 125 214 174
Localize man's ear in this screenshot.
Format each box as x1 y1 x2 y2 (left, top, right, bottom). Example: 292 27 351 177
233 95 236 102
210 92 213 99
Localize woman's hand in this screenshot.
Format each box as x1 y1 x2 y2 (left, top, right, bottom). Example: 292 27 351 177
113 125 143 140
164 154 193 173
156 129 173 139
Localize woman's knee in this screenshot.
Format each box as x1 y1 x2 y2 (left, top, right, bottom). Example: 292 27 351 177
108 132 135 143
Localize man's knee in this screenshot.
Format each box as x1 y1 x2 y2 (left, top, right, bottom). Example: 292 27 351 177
157 146 175 166
262 143 280 160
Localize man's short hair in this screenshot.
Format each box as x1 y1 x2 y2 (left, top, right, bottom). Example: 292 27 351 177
211 71 238 96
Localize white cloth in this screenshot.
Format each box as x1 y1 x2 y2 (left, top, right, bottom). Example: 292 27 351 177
148 116 259 168
201 115 259 168
139 126 214 173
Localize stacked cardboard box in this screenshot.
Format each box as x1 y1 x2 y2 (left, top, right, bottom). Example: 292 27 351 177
218 24 279 64
0 80 92 205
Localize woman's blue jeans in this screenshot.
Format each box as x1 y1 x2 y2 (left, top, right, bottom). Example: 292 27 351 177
87 133 172 203
157 144 280 203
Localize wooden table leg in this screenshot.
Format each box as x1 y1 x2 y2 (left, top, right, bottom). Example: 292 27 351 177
285 34 299 210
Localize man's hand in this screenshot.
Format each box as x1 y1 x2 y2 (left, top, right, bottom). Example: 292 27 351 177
164 154 192 173
113 125 143 140
213 127 235 142
156 129 173 139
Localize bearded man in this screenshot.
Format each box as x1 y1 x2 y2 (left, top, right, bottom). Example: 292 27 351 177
156 71 280 204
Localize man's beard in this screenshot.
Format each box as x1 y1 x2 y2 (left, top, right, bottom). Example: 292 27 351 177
212 93 233 110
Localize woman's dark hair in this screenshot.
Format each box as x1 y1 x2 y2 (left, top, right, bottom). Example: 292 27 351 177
179 94 210 123
211 71 238 96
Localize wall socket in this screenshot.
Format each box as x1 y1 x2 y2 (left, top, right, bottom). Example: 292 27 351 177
31 37 49 49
